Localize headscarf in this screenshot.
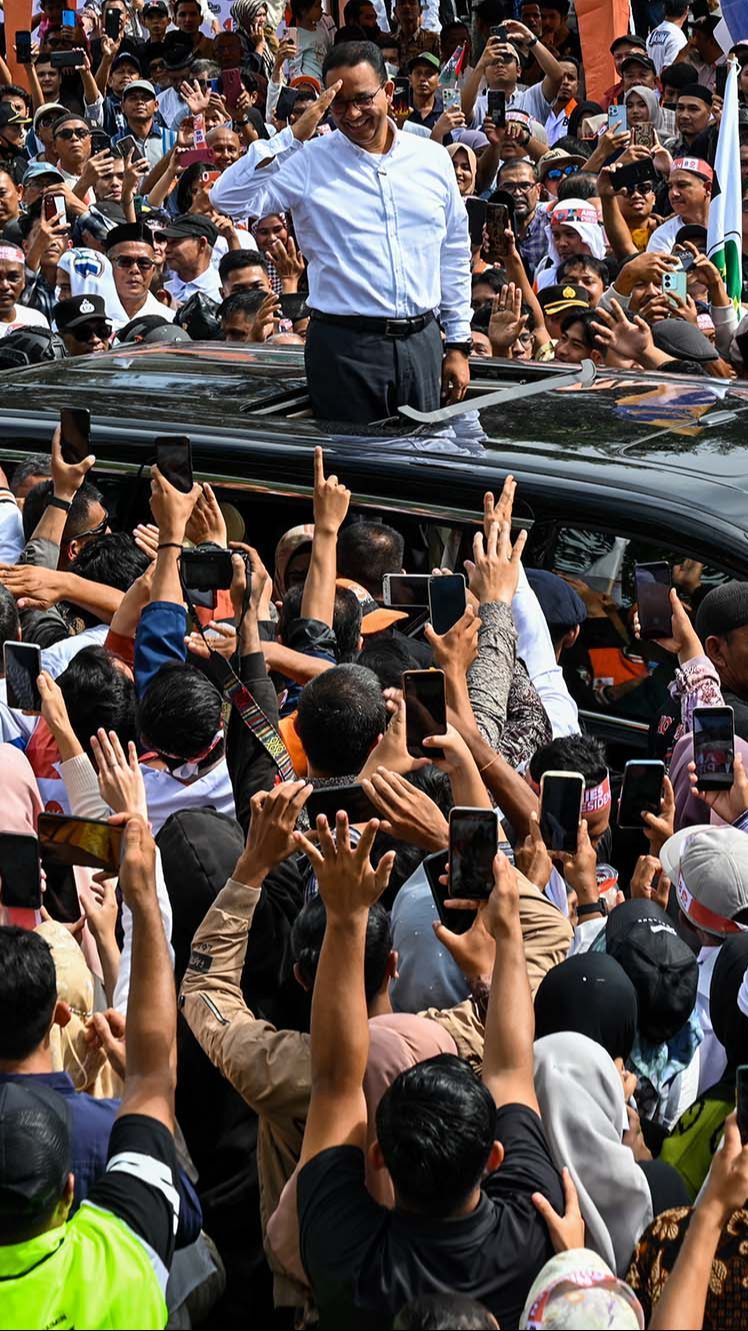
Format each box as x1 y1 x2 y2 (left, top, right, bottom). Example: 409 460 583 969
0 743 43 835
536 198 607 290
534 953 639 1063
272 523 314 600
230 0 266 27
56 248 128 329
624 85 663 133
710 932 748 1083
534 1032 654 1276
446 141 477 196
520 1250 645 1330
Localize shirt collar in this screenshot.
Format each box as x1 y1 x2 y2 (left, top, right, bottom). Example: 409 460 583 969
337 118 401 166
0 1226 66 1279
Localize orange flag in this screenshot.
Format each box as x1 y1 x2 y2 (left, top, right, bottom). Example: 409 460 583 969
575 0 631 104
4 0 34 92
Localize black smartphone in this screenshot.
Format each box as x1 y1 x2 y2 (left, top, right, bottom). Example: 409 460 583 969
3 641 42 712
613 157 658 193
403 668 446 759
0 833 42 910
635 561 672 640
424 849 476 935
180 547 234 591
105 7 122 38
117 133 139 160
485 202 511 261
37 813 123 874
392 76 410 113
276 86 299 121
490 23 509 39
91 130 112 154
738 1064 748 1144
716 64 728 98
15 30 32 64
465 197 487 248
279 292 308 322
693 705 735 792
60 407 91 465
449 807 498 900
428 573 466 635
539 770 584 853
306 783 379 825
50 50 86 67
618 759 665 830
382 573 430 608
155 435 192 494
487 89 506 128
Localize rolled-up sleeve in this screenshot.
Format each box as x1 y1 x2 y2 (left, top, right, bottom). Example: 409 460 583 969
209 125 307 221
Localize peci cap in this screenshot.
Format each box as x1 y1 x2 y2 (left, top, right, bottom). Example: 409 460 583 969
53 293 109 331
661 825 748 938
336 578 408 634
694 580 748 643
651 318 719 363
538 282 590 316
22 161 65 186
121 80 157 99
407 51 441 72
0 1082 71 1224
32 102 67 131
536 146 585 179
604 898 698 1043
158 214 219 245
163 40 196 70
103 221 154 251
677 83 713 105
525 568 587 632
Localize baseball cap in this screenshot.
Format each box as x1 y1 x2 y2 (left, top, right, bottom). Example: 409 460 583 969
0 1082 71 1224
112 51 142 72
22 161 65 186
290 75 321 94
407 52 440 72
536 146 585 179
336 578 408 634
525 568 587 632
694 580 748 643
538 283 590 317
32 102 67 132
121 80 157 99
53 294 109 332
143 0 169 11
651 319 719 364
158 214 219 245
0 105 30 129
604 899 698 1043
661 825 748 938
610 33 647 53
621 53 658 75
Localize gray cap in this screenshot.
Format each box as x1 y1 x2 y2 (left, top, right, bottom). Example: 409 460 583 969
661 824 748 937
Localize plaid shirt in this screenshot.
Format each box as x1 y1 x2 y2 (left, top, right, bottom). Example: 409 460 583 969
517 204 550 279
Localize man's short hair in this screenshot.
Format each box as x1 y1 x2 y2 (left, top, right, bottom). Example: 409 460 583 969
497 157 536 182
529 732 608 786
376 1054 497 1216
22 479 103 543
137 663 223 761
296 663 386 775
556 171 599 202
559 308 606 354
218 289 267 322
394 1294 499 1330
0 928 57 1062
0 585 19 650
664 0 689 16
57 646 137 758
661 61 699 89
358 634 420 688
322 38 386 84
557 254 608 283
10 454 51 495
336 520 405 598
277 584 363 663
291 898 392 1001
68 532 150 593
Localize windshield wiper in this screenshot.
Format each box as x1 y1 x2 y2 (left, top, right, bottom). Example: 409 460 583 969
397 359 596 424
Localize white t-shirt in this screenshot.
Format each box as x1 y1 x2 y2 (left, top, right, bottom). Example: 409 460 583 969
647 213 686 253
0 304 49 338
646 20 687 75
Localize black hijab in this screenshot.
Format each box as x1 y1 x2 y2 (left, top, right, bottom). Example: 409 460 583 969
534 952 639 1063
710 933 748 1083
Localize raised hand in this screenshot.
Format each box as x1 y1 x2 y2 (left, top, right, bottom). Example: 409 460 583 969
294 811 395 919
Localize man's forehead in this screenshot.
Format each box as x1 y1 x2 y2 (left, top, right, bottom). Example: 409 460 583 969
110 240 154 254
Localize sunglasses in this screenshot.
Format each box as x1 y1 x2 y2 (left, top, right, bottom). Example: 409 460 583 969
545 164 579 181
112 255 155 271
73 512 109 541
56 126 91 141
619 183 654 196
71 322 111 341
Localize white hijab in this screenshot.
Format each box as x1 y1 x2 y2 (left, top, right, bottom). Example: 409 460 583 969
56 248 129 329
534 1032 653 1276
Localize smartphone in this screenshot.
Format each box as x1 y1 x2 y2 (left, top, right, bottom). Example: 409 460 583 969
716 64 728 98
632 123 655 148
117 133 139 160
662 270 688 301
105 7 122 38
442 86 461 111
221 66 243 111
465 197 487 248
15 30 32 63
62 7 76 25
276 86 299 121
50 49 86 68
618 759 665 830
382 573 430 608
539 770 584 854
693 705 735 792
490 23 509 39
428 573 466 635
155 435 192 494
424 849 476 934
449 807 498 900
392 76 410 114
306 782 379 825
672 244 696 273
608 104 627 132
177 146 214 169
635 561 672 640
3 641 42 712
487 89 506 128
737 1064 748 1144
180 547 233 591
485 202 511 261
43 193 66 224
403 668 446 759
91 130 112 154
279 292 308 322
0 833 42 910
38 813 123 874
60 407 90 465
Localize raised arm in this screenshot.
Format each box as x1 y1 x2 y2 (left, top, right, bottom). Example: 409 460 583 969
301 447 351 629
481 852 539 1111
21 426 95 566
503 19 564 103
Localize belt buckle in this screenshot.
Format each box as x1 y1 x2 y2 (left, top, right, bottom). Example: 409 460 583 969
384 317 408 336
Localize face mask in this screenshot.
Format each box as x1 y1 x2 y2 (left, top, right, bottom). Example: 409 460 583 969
385 62 399 79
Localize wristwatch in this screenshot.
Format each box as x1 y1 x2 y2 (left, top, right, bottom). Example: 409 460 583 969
528 35 539 46
444 340 473 356
576 900 607 919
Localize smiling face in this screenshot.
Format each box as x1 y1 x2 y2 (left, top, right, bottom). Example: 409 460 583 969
326 60 391 153
450 147 474 196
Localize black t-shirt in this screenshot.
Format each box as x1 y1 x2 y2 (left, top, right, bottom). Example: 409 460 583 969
297 1103 562 1331
89 1112 180 1271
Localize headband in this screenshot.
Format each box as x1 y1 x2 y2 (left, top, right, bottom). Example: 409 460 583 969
0 244 24 265
526 770 612 813
672 156 714 182
551 206 600 226
676 873 748 936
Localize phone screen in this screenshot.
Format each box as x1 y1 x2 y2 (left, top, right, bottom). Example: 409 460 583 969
180 548 234 591
15 30 32 63
424 849 476 934
487 89 506 127
449 808 498 900
635 562 672 640
3 641 42 712
693 706 735 791
382 574 430 608
105 8 122 37
738 1064 748 1143
403 669 446 758
0 833 42 909
392 77 410 113
540 771 584 853
465 197 487 247
155 435 193 493
485 202 510 261
428 574 466 635
38 814 123 874
62 7 76 24
618 760 665 829
306 783 379 825
60 407 90 465
117 135 139 160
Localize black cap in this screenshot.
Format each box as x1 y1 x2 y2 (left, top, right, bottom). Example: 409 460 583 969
163 39 196 70
112 51 142 72
117 314 190 344
525 568 587 632
695 580 748 642
621 53 657 74
679 82 713 105
604 899 698 1043
158 213 219 245
0 105 30 129
103 221 153 252
0 1082 71 1223
610 33 647 53
651 318 719 364
53 293 109 331
143 0 169 11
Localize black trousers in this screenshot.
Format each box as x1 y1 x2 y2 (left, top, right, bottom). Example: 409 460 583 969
304 316 443 425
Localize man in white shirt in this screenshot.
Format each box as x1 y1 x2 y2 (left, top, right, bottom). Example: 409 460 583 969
161 215 222 305
102 222 177 323
211 39 472 423
0 245 50 338
647 157 713 253
460 22 564 133
646 0 689 76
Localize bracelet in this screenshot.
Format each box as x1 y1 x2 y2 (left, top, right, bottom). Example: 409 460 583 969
48 495 72 513
479 754 499 774
157 542 183 551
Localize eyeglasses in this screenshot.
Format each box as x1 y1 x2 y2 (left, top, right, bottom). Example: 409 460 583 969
56 126 91 141
545 164 579 181
112 255 155 271
500 179 536 193
71 322 111 341
73 512 109 541
618 183 654 196
331 84 384 113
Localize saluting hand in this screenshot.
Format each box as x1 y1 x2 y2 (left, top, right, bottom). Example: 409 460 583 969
292 80 341 143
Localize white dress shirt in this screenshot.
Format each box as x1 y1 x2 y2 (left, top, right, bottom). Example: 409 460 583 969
165 262 223 306
210 123 472 342
512 564 580 739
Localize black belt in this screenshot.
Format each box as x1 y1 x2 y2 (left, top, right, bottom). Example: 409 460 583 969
310 310 434 337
